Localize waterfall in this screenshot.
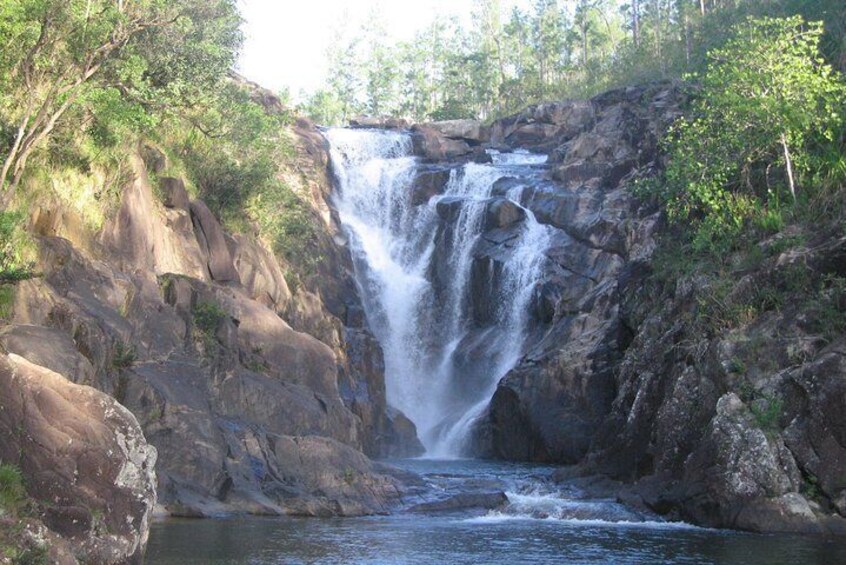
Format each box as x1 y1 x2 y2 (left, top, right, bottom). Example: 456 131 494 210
327 128 550 457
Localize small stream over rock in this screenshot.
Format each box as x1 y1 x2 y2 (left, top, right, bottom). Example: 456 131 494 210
327 128 552 456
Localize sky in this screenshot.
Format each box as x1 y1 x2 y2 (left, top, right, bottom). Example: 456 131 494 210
236 0 527 102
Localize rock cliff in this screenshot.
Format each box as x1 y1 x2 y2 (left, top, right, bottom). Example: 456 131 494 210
0 110 418 559
398 81 846 534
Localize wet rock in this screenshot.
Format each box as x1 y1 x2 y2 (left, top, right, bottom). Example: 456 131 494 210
491 176 524 198
0 354 157 564
407 492 508 513
383 407 426 458
411 168 452 206
435 196 465 222
484 198 526 231
338 327 389 456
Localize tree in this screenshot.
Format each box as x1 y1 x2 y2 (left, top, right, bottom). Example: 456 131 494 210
658 16 846 251
0 0 240 202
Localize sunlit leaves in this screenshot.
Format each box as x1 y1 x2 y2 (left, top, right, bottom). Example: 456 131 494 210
658 15 846 253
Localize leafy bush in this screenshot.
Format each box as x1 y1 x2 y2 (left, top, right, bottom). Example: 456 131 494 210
111 342 138 370
192 301 228 339
0 211 34 282
172 82 319 276
654 16 846 255
0 464 26 517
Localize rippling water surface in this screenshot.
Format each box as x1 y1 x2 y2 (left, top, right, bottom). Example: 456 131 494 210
146 459 846 564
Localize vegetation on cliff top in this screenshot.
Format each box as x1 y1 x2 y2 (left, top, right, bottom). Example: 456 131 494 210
301 0 845 124
649 15 846 255
0 0 322 282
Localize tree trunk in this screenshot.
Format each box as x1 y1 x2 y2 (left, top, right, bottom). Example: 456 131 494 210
781 133 797 202
632 0 640 47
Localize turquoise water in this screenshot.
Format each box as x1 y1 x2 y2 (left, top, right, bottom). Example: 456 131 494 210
145 460 846 564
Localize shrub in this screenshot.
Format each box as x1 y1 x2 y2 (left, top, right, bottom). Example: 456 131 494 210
192 301 228 340
0 285 13 320
750 394 784 434
0 211 34 282
111 342 138 370
0 464 26 517
655 16 846 254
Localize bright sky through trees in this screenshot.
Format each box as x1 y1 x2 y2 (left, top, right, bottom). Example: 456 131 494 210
237 0 530 100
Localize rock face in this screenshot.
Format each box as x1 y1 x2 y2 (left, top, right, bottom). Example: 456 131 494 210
1 111 420 552
422 81 846 534
464 83 682 464
0 354 157 563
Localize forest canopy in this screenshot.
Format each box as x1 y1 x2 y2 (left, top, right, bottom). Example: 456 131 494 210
299 0 846 125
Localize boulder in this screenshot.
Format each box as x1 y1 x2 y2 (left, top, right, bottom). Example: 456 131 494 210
189 199 240 284
407 492 508 513
484 198 526 231
269 436 404 516
139 144 167 175
383 407 426 458
0 354 157 564
411 125 473 161
435 196 465 223
349 116 410 129
101 155 207 280
159 177 190 210
506 123 561 147
228 234 291 311
0 324 96 385
427 119 487 143
410 168 452 206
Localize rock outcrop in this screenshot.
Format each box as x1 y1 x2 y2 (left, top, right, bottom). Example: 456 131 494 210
0 353 157 563
0 110 420 560
421 81 846 534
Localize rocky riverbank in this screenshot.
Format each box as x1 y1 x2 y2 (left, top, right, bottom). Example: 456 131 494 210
381 81 846 535
3 79 845 562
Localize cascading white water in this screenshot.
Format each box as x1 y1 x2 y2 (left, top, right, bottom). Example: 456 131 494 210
327 128 550 456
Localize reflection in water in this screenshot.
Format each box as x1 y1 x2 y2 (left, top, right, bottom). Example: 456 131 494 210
146 460 846 565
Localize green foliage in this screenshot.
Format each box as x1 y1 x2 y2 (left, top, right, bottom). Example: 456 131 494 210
0 285 14 320
750 394 784 433
0 0 242 195
805 275 846 343
192 301 227 339
301 1 846 124
801 473 823 501
170 81 319 275
653 16 846 255
0 211 34 282
0 464 26 517
111 342 138 370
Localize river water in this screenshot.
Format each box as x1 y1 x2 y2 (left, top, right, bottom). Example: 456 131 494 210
146 459 846 564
